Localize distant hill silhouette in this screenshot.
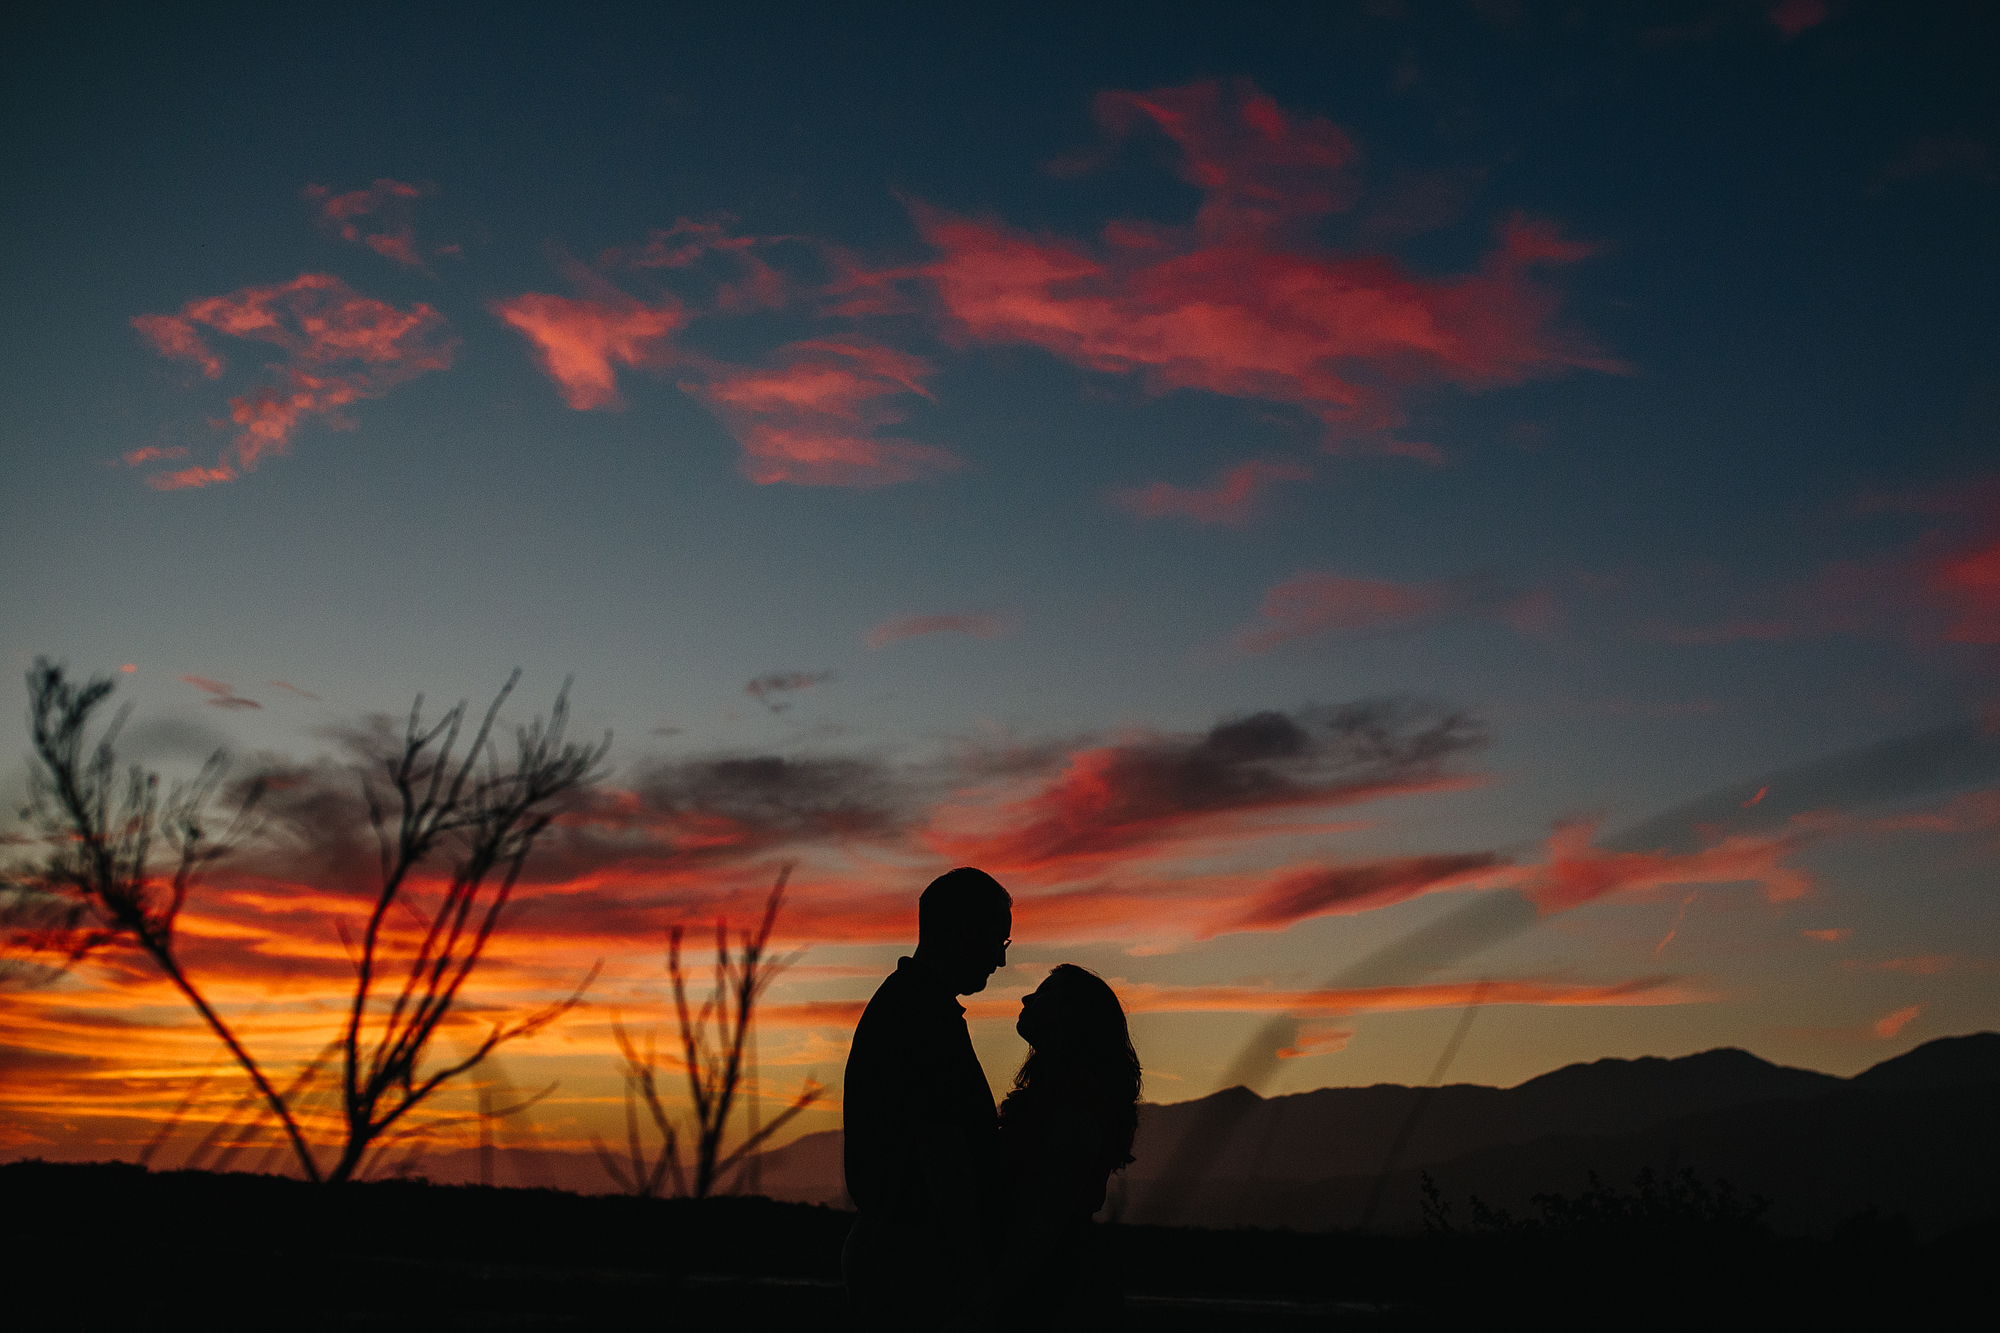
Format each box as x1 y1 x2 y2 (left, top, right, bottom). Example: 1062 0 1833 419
739 1032 2000 1235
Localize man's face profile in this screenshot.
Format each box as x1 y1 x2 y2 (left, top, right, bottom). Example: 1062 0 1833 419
936 908 1010 995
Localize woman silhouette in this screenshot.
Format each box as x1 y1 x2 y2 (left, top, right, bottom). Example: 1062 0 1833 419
953 964 1139 1330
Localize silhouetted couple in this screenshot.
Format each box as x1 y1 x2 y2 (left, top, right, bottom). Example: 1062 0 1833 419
843 867 1139 1331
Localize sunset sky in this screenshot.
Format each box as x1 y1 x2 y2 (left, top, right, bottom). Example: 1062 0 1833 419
4 2 1998 1173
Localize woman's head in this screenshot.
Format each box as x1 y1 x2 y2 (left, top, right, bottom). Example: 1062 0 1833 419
1016 964 1126 1056
1005 964 1142 1168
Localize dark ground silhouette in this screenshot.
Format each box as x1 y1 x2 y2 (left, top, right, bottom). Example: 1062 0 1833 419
3 1158 1991 1330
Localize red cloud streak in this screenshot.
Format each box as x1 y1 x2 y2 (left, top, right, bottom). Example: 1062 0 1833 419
914 80 1615 458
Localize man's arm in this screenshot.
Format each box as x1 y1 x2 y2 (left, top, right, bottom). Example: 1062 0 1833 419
916 1121 985 1229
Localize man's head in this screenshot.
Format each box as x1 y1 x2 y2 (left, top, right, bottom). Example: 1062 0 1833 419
913 866 1012 995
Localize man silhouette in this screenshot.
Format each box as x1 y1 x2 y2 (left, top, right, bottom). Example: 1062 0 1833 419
842 867 1013 1329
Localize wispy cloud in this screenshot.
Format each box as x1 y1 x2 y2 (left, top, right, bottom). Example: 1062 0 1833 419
131 315 224 380
744 670 835 713
912 79 1616 461
925 699 1488 882
131 274 456 488
180 675 260 710
108 445 190 468
1768 0 1829 39
1234 570 1455 652
1642 495 2000 648
1113 459 1311 526
303 178 436 268
865 610 1014 650
690 340 961 488
1524 816 1814 913
602 217 791 312
1873 136 1995 192
1228 854 1507 932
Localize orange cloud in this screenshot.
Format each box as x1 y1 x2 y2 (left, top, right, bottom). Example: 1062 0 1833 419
865 610 1013 650
132 274 455 485
1276 1024 1354 1059
1113 459 1312 526
1803 927 1852 942
303 179 433 268
491 274 686 411
1235 570 1452 652
1872 1004 1922 1039
689 340 961 487
914 79 1614 459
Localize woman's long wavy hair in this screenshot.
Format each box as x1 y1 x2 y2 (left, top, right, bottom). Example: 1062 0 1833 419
1000 964 1142 1171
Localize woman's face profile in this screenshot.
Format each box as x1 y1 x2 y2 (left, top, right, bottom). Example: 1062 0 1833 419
1016 971 1068 1049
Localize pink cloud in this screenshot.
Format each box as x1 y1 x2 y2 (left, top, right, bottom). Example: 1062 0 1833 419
132 274 456 485
688 340 962 487
912 80 1615 459
1769 0 1829 38
110 445 190 468
131 315 224 379
491 269 686 412
1803 927 1851 943
303 179 433 269
865 611 1013 650
1872 1003 1922 1040
1234 570 1452 652
1113 459 1311 526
